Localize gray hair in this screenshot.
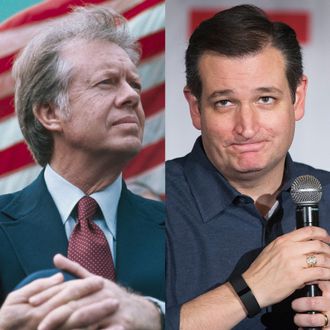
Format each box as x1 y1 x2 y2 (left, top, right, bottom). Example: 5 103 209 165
13 6 141 166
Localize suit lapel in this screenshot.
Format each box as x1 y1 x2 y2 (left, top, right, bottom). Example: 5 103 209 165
116 183 165 299
1 171 68 275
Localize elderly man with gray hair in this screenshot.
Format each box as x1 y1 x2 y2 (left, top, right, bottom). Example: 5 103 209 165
0 5 164 330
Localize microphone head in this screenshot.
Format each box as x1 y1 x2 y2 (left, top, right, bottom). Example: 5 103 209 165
290 175 322 206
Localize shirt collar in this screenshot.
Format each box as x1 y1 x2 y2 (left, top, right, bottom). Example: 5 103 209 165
184 137 296 223
280 154 296 192
44 164 122 236
183 137 242 223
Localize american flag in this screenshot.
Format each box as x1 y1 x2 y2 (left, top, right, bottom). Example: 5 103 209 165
0 0 165 199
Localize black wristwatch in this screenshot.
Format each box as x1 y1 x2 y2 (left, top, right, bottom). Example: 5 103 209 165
229 274 261 318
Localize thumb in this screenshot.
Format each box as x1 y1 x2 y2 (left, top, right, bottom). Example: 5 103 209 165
53 254 92 278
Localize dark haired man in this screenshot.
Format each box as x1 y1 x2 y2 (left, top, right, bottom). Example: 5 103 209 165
166 4 330 329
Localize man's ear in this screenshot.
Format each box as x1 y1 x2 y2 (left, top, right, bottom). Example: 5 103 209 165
33 103 63 132
183 87 201 130
293 75 308 122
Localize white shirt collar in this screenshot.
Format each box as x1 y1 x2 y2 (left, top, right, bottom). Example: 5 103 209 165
265 200 279 221
44 164 122 238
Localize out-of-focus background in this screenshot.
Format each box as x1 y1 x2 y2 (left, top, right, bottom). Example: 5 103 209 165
0 0 164 199
166 0 330 172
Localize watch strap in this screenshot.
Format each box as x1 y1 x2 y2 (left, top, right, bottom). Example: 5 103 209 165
229 274 261 318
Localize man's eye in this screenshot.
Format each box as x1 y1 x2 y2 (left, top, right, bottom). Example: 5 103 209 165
99 78 115 85
258 96 275 104
130 81 142 92
215 99 233 107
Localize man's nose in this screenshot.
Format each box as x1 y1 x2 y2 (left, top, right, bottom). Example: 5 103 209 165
115 81 140 108
234 103 259 138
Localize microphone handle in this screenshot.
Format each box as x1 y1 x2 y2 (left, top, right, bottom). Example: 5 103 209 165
296 206 322 330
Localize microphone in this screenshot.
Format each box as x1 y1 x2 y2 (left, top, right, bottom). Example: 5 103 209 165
290 175 323 330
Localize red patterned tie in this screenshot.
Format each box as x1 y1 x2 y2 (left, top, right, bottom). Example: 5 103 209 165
67 196 115 281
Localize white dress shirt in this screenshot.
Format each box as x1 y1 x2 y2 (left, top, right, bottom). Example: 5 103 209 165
44 164 121 264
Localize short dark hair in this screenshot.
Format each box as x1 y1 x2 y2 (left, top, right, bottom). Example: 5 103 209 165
185 4 303 103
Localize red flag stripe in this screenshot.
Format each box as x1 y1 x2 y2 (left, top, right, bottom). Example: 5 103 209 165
141 83 164 117
123 138 164 178
0 53 16 75
0 142 34 176
0 96 15 121
124 0 163 19
0 0 163 32
139 29 164 61
0 0 109 31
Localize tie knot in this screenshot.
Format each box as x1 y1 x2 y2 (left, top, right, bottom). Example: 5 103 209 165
77 196 98 222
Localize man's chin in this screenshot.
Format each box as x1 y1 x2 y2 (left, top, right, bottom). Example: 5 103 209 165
234 166 265 178
234 157 266 173
111 141 142 157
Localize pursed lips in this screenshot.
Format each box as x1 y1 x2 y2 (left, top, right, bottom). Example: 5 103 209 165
230 140 267 153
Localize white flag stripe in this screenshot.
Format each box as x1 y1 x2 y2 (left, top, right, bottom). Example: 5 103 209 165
138 54 164 90
0 116 23 151
0 20 52 58
143 110 164 147
0 0 143 58
128 2 164 40
127 162 164 196
0 165 41 195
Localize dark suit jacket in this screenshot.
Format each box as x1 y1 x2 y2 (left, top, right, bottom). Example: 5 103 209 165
0 171 165 305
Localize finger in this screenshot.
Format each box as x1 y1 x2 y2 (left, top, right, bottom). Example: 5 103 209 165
37 303 73 330
65 298 118 327
38 298 119 330
102 326 125 330
30 273 106 306
297 240 330 256
292 296 325 313
289 227 330 243
303 268 330 285
294 312 329 328
6 273 64 304
42 276 104 310
318 281 330 298
300 254 330 271
53 254 92 278
29 282 68 306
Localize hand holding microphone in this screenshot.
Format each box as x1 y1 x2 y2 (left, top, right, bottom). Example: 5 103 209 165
242 175 330 326
290 175 328 330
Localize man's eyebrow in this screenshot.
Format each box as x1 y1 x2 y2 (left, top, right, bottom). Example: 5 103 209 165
208 89 235 100
255 87 284 95
207 87 284 100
